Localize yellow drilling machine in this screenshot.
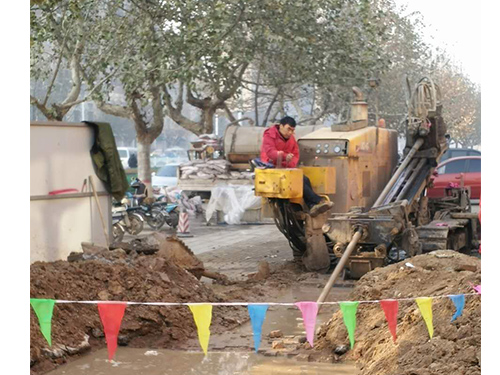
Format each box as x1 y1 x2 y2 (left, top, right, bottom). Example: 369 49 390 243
254 77 480 303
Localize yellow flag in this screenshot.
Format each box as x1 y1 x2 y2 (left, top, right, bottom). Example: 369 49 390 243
416 297 433 339
188 304 213 355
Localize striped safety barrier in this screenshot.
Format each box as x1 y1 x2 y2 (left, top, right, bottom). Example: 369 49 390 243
176 210 193 238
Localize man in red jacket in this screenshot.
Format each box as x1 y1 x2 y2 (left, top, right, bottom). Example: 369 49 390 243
260 116 333 217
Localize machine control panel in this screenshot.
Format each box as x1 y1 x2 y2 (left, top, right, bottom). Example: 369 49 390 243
299 140 349 156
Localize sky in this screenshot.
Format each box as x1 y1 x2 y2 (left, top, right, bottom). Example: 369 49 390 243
394 0 481 85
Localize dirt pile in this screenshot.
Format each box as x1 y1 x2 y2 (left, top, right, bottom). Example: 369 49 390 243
30 247 246 374
314 251 481 375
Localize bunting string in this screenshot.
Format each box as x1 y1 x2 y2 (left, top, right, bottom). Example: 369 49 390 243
31 288 480 359
51 292 479 306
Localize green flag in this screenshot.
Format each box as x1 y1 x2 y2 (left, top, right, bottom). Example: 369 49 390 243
339 301 359 349
30 299 56 346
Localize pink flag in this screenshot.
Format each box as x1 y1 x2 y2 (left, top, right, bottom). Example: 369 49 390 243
473 285 481 294
295 302 319 347
380 300 398 343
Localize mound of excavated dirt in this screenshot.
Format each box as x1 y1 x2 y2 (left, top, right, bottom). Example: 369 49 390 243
314 251 481 375
30 249 246 374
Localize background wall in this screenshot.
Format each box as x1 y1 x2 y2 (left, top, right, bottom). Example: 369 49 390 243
30 122 111 263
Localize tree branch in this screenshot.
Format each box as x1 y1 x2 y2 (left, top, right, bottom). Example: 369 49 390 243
186 86 207 109
56 40 84 119
31 95 57 120
224 116 255 127
254 65 261 126
148 77 164 141
163 84 200 132
96 100 133 119
59 68 118 109
175 81 184 112
262 86 282 126
43 12 71 107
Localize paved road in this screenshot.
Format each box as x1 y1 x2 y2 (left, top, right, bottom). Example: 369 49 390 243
127 214 287 254
125 214 292 278
181 223 285 255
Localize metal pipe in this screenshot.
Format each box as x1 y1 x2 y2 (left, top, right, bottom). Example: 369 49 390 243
382 157 419 205
373 138 425 208
316 230 363 309
395 158 427 201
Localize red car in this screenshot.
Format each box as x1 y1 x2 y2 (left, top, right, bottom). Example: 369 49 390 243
427 156 481 199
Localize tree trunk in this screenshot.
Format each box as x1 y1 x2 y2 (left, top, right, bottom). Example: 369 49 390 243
202 107 215 134
137 139 153 196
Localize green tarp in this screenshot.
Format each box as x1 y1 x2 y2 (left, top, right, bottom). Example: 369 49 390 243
84 121 129 201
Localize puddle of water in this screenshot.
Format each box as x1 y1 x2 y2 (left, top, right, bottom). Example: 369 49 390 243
48 285 356 374
49 348 357 375
210 284 352 350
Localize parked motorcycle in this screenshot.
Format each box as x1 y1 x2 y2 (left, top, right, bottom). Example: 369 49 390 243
152 201 180 229
112 211 126 242
125 178 180 231
112 205 145 239
127 204 165 230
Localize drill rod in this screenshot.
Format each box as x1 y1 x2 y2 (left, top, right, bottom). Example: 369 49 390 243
372 138 424 208
316 230 363 310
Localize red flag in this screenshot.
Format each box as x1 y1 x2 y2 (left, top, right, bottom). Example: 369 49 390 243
380 299 398 343
97 303 127 360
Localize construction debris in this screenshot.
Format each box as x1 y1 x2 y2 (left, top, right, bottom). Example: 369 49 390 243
248 261 271 281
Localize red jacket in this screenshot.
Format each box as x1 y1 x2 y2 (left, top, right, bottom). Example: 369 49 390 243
260 125 299 168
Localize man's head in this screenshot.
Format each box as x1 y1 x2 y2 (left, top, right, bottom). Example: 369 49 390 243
278 116 296 139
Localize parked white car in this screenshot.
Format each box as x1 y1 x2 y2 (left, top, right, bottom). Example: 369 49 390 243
117 147 137 169
152 164 179 190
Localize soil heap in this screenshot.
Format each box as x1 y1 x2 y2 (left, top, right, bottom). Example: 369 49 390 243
314 251 481 375
30 247 246 374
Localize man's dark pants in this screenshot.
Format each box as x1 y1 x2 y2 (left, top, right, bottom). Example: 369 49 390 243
303 176 322 208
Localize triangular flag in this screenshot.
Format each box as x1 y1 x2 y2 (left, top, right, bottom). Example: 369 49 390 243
473 285 481 294
449 295 465 322
295 302 319 347
380 299 398 343
97 303 127 360
416 297 433 339
188 304 213 356
339 301 359 349
247 304 269 352
30 298 56 346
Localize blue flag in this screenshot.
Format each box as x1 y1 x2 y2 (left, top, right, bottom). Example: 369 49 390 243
248 304 269 352
449 294 465 322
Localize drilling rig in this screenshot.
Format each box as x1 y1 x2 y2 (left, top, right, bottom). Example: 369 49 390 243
254 77 480 300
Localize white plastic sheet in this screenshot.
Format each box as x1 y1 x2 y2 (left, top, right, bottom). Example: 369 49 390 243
205 185 261 224
162 186 203 215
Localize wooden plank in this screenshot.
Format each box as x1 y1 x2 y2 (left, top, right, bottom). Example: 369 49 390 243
30 192 108 201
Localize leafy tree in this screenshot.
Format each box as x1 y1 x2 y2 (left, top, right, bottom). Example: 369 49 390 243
83 0 394 189
30 0 118 120
225 0 391 126
367 2 480 149
430 55 481 147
